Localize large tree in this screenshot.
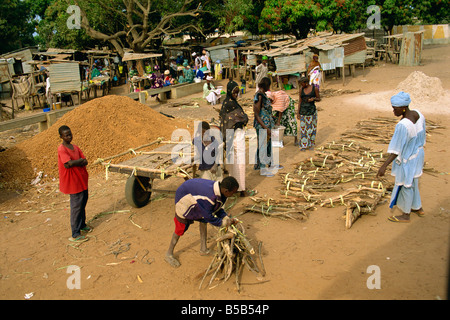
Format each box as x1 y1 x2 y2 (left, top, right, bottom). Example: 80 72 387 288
73 0 211 56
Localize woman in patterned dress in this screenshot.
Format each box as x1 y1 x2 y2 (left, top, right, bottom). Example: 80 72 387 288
150 65 164 101
253 77 276 175
298 77 321 151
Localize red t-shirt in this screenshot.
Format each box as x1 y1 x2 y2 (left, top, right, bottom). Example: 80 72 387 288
58 144 89 194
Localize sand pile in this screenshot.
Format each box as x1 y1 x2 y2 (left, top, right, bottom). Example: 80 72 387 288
347 71 450 115
0 95 193 189
395 71 446 104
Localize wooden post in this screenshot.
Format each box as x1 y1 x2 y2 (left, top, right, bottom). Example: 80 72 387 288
38 120 47 132
46 112 57 128
159 91 167 102
139 91 146 104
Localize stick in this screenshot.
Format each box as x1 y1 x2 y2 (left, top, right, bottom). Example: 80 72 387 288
258 241 266 277
93 138 163 165
199 253 220 290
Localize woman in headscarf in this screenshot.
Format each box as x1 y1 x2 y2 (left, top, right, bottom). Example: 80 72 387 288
298 76 321 151
377 92 426 223
266 90 298 145
203 76 222 105
178 61 195 83
150 65 164 101
307 54 322 90
253 77 276 176
220 82 249 196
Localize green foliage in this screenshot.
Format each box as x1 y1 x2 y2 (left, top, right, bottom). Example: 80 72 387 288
218 0 254 34
414 0 450 24
377 0 415 31
2 0 448 55
256 0 439 37
0 0 36 54
35 0 100 50
259 0 363 38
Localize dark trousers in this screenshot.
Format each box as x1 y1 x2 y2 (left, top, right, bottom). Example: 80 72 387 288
69 189 89 238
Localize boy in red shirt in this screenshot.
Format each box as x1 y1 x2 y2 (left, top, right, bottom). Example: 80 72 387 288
58 125 90 242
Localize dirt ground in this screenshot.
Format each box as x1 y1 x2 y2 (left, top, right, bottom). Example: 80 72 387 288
0 44 449 301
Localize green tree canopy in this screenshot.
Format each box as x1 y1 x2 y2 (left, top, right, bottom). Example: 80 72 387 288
3 0 448 55
0 0 36 54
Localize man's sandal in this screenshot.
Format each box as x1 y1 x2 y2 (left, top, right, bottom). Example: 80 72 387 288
81 226 93 233
68 235 89 242
388 216 410 223
412 209 425 217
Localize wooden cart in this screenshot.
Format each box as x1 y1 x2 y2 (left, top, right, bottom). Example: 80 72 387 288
95 140 196 208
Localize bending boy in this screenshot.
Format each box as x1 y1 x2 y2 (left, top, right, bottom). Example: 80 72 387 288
165 176 239 267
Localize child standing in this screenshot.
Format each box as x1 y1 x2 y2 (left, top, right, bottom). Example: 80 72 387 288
57 125 90 243
193 121 223 182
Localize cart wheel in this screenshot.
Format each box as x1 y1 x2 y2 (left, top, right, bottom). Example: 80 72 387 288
125 176 152 208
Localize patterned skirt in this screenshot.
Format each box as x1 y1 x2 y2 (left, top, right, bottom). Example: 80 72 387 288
298 112 317 149
272 97 297 136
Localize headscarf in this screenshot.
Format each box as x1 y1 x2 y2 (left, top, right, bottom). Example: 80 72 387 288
308 54 321 74
391 91 411 107
226 79 239 98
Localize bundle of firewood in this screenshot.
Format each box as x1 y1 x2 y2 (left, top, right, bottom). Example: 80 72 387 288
244 196 316 221
199 221 266 292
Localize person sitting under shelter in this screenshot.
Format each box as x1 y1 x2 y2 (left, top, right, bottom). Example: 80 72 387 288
203 76 222 105
163 70 175 86
178 62 195 84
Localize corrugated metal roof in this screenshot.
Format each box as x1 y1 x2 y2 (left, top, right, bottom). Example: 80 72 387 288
46 48 77 54
206 43 235 51
343 50 367 64
274 54 306 74
48 63 81 93
209 48 235 66
122 52 162 61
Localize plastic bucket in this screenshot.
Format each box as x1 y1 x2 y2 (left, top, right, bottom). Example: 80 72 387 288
272 125 285 147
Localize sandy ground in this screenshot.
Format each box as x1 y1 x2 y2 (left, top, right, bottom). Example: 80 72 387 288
0 44 449 301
